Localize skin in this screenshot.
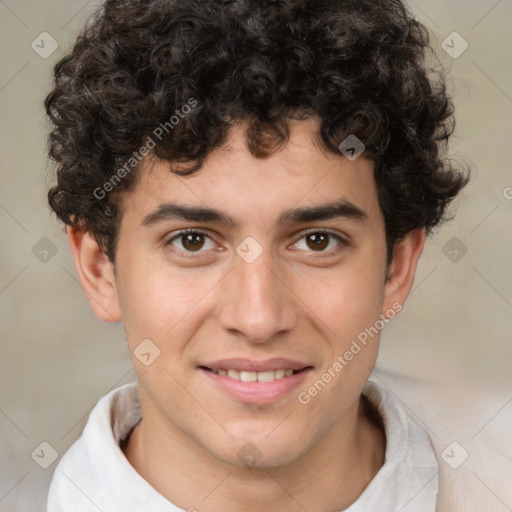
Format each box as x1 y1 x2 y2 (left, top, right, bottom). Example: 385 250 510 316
67 118 425 511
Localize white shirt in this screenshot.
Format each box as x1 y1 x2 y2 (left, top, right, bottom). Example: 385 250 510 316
47 380 439 511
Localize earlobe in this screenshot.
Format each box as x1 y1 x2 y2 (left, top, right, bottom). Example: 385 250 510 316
382 228 426 314
66 226 122 323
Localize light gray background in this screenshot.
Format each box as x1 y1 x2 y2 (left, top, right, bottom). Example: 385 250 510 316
0 1 511 511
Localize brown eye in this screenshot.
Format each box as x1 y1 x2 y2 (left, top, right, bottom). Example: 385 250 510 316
166 230 216 256
181 232 205 252
305 232 329 251
293 230 344 254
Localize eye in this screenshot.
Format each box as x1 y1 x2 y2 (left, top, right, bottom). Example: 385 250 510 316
166 229 216 258
292 230 345 255
165 228 346 260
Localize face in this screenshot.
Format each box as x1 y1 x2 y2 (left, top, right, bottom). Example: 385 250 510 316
74 118 421 469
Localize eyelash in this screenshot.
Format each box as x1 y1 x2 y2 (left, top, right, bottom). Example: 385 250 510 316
165 228 347 260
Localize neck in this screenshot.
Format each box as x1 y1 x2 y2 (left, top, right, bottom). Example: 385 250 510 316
122 393 385 511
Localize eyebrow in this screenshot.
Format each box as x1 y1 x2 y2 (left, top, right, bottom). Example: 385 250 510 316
141 198 368 229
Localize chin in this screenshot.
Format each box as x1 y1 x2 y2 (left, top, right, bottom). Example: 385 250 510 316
205 429 308 469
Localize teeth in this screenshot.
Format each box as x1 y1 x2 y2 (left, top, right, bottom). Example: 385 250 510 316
240 371 258 382
212 368 299 382
257 371 275 382
227 369 240 379
275 369 286 379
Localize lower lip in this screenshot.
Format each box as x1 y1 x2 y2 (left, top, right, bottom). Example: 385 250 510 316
200 368 312 404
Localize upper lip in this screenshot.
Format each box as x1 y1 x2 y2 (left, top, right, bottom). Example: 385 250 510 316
201 358 311 372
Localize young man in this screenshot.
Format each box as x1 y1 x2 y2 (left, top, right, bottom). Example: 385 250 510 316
45 0 468 510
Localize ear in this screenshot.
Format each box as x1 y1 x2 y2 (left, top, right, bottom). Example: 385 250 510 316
66 225 122 322
382 228 426 315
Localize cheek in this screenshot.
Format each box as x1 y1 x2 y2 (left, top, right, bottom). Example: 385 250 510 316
296 251 386 345
296 263 385 416
342 268 385 336
116 250 220 353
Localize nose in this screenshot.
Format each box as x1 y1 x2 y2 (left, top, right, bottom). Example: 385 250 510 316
215 248 299 343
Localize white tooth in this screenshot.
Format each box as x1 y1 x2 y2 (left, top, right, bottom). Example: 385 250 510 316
257 370 276 382
284 369 293 377
218 369 227 376
240 371 258 382
227 369 240 380
275 369 286 379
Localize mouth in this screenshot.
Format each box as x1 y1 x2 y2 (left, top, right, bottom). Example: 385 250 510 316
200 367 308 382
198 359 313 404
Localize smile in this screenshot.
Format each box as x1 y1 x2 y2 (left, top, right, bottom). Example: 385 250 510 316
199 362 312 404
208 368 297 382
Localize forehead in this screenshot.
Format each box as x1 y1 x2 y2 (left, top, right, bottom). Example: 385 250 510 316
120 119 382 229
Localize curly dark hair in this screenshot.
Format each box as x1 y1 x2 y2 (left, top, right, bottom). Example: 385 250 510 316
45 0 469 264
